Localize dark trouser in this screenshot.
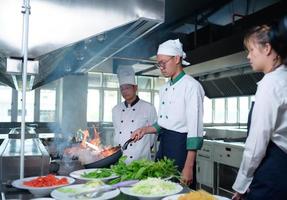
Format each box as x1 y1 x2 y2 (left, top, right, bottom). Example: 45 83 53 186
155 128 197 189
246 141 287 200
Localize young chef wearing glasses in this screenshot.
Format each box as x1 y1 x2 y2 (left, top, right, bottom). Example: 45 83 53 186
232 17 287 200
112 66 157 163
131 39 205 188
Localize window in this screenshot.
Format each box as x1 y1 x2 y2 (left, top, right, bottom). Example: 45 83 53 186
17 90 35 122
103 90 118 122
227 97 237 123
203 97 212 123
137 76 152 90
214 98 225 123
87 89 100 122
138 91 151 103
239 97 249 123
40 89 56 122
103 74 118 88
154 77 167 90
88 73 102 87
0 85 12 122
153 92 160 113
85 74 180 122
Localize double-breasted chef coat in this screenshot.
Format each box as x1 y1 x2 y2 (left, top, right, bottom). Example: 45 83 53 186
151 71 205 189
112 96 157 163
233 65 287 199
153 71 205 150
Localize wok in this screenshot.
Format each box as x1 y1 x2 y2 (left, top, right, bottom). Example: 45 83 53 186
84 138 133 168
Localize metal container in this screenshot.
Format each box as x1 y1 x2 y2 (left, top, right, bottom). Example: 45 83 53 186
0 127 50 191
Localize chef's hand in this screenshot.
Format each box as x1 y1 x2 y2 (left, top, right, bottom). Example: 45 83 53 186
232 192 243 200
181 166 193 186
131 127 146 142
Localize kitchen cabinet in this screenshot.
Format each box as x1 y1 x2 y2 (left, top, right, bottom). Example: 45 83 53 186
196 140 244 197
214 142 243 168
196 141 214 193
197 158 214 190
213 141 244 197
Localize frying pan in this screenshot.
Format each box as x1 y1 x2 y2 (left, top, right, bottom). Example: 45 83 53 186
84 138 134 168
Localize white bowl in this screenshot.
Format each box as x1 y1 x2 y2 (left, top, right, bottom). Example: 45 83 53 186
51 184 121 200
120 184 183 200
12 176 75 197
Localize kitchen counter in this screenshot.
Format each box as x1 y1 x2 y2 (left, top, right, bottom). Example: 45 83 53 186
0 133 55 140
206 139 245 148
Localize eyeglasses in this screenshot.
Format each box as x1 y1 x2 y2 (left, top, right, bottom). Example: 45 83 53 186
154 56 174 69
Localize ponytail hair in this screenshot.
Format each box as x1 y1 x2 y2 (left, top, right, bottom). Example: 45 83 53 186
269 16 287 65
243 25 271 49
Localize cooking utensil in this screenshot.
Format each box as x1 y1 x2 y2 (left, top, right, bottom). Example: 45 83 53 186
83 138 134 169
122 138 134 150
84 146 122 168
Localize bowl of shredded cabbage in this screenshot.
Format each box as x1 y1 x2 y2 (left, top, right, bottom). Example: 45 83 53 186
120 178 182 200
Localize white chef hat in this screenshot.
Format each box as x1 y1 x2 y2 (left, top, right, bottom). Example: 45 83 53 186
117 65 136 86
157 39 190 66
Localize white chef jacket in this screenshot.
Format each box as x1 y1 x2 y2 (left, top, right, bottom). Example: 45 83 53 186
233 65 287 193
112 97 157 163
153 71 205 150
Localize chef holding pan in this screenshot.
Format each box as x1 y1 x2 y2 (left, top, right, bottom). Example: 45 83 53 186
112 65 157 163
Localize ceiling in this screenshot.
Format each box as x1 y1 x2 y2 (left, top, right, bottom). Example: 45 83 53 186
0 0 286 98
0 0 164 89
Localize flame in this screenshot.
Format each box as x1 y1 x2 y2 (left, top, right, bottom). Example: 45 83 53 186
64 127 119 164
90 128 101 146
80 129 89 148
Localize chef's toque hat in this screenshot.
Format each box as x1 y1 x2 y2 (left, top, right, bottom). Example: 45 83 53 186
117 65 136 86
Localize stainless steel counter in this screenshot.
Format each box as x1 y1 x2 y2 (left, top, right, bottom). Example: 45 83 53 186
0 133 55 140
0 128 50 191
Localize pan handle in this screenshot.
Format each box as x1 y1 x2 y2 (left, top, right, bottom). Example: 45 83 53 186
122 138 134 150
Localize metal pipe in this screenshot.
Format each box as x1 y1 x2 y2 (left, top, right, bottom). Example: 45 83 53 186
20 0 30 179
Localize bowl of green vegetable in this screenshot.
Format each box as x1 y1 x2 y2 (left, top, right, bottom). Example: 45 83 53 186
69 168 119 182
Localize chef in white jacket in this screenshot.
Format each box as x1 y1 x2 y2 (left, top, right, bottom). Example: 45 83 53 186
112 65 157 163
131 39 205 188
232 18 287 200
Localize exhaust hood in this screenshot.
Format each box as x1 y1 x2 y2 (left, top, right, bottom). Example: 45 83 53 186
185 52 264 98
0 0 164 89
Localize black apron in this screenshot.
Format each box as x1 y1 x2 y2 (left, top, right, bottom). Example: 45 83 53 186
246 141 287 200
155 128 196 189
247 101 255 136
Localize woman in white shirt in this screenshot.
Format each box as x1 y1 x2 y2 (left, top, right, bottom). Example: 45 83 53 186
232 17 287 200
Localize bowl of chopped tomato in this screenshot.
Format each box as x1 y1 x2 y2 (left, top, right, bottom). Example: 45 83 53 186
12 174 75 197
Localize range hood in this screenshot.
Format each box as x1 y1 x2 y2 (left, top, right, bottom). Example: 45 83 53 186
185 52 264 98
0 0 164 89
